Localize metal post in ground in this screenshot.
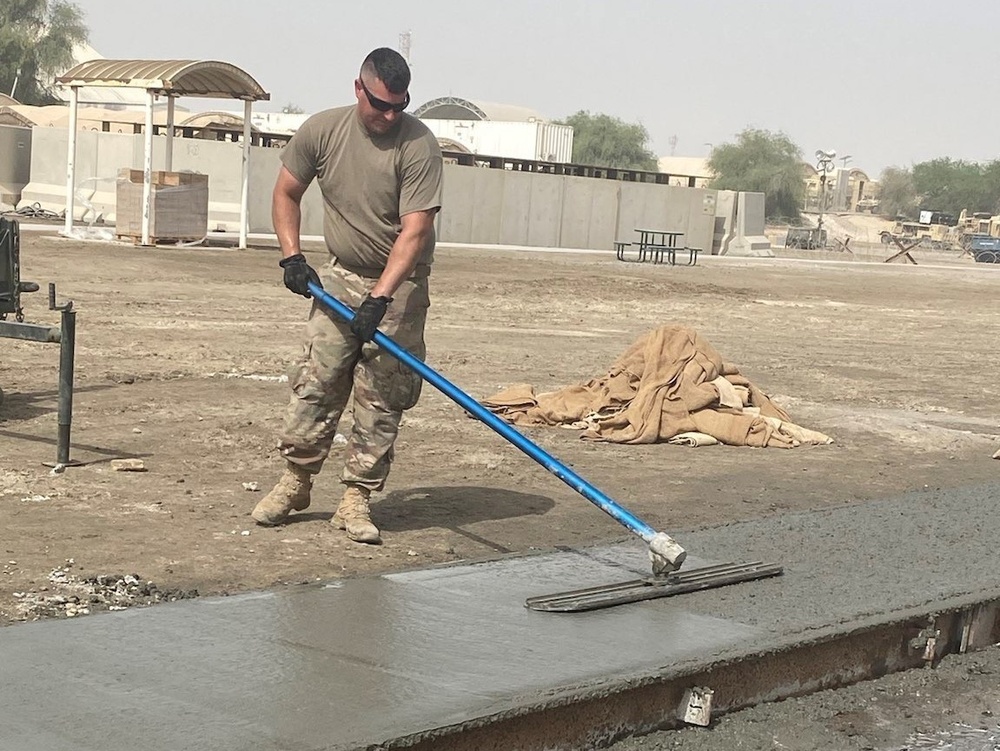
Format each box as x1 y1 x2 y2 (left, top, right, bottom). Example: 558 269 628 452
43 283 80 471
814 150 836 248
56 304 76 466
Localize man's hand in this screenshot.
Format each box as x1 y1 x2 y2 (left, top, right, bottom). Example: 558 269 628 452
279 253 321 298
351 295 392 342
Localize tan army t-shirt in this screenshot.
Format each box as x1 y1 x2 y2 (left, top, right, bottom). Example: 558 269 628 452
280 106 443 273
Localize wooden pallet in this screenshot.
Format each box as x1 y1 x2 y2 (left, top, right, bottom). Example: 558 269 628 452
116 233 205 246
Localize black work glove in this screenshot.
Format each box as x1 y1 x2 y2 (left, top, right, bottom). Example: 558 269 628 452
278 253 322 298
350 294 392 342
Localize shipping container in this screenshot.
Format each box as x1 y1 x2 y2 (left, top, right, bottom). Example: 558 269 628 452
419 119 574 163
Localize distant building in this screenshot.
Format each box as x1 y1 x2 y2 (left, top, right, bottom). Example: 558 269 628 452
241 111 310 136
218 96 575 160
1 103 169 131
414 96 573 163
843 168 877 212
656 156 712 187
803 164 878 212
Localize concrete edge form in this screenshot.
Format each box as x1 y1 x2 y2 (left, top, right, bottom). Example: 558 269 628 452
386 594 1000 750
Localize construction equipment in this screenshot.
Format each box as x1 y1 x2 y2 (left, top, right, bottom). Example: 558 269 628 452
308 282 783 611
0 218 37 322
785 227 827 249
0 217 79 468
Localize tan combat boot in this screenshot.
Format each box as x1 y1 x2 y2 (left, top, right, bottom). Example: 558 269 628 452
251 464 312 525
332 486 381 544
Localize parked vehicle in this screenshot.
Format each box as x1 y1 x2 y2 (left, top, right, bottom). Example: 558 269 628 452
881 219 958 250
968 234 1000 264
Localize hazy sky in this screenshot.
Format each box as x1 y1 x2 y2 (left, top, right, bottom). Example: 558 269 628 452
72 0 995 175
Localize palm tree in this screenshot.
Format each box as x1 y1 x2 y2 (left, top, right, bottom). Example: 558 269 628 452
0 0 89 104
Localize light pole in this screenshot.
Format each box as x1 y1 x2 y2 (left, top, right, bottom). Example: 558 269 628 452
815 150 836 239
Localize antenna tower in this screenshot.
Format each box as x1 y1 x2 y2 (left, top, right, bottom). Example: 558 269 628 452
399 30 412 64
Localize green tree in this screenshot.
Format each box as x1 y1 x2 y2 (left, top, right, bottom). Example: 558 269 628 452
281 102 304 114
877 166 918 219
707 128 804 221
559 111 657 170
912 158 996 216
0 0 88 105
980 159 1000 214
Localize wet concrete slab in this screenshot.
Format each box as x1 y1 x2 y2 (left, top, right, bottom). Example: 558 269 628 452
3 482 1000 751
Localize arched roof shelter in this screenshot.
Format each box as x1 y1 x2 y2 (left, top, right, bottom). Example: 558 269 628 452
413 96 544 123
54 59 270 247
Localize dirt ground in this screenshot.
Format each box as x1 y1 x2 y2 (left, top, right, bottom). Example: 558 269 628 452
1 232 999 627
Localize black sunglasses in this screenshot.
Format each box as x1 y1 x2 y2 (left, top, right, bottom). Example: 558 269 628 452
359 78 410 113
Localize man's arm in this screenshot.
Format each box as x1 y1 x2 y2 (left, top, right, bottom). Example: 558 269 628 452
273 166 320 297
273 166 310 261
349 208 437 342
370 208 438 299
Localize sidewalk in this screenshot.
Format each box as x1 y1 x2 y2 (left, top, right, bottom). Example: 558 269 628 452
3 483 1000 751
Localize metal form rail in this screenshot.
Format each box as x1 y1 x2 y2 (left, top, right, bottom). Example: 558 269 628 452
397 592 1000 750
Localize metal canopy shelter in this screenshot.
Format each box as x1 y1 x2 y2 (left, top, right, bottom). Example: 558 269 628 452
55 59 270 248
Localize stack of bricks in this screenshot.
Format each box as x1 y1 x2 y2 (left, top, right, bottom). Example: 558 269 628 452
115 169 209 245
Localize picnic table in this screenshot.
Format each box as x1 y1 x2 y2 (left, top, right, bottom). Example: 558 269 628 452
636 228 683 264
615 229 700 266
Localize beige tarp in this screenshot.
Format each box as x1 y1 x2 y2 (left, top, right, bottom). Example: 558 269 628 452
481 325 833 448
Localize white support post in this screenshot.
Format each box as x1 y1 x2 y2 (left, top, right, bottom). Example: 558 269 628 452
141 90 155 246
63 86 79 236
239 99 252 250
165 95 176 172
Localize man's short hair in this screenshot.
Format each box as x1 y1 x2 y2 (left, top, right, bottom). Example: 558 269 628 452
360 48 411 94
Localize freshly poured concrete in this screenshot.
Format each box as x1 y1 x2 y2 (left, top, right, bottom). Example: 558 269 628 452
3 483 1000 751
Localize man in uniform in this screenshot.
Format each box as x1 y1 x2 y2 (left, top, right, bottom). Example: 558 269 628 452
252 47 443 545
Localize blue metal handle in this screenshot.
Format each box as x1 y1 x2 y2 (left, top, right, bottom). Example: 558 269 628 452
308 281 659 543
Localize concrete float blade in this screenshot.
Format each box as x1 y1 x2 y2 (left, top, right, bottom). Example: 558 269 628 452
525 560 784 612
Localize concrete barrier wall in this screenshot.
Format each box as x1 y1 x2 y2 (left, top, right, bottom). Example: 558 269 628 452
741 192 767 236
23 128 140 223
437 166 713 251
560 177 619 250
0 125 32 209
435 166 502 244
20 127 251 229
713 190 737 255
726 191 773 257
246 146 281 234
15 127 739 253
616 183 718 253
167 137 245 230
247 148 327 235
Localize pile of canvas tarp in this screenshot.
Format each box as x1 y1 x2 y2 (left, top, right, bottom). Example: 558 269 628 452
481 325 833 448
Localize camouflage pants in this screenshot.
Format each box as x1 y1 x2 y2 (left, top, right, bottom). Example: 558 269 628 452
277 260 429 491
